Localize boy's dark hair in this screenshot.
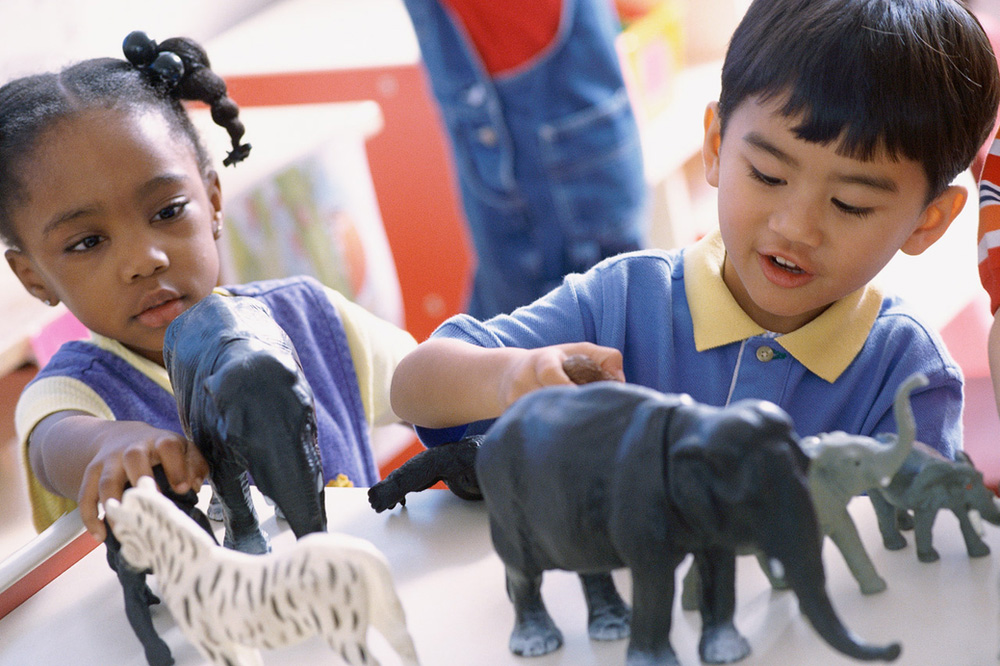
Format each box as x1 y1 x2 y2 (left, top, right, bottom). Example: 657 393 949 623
719 0 1000 200
0 32 249 249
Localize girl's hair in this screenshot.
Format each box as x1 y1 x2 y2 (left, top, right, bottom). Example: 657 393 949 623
719 0 1000 201
0 31 250 249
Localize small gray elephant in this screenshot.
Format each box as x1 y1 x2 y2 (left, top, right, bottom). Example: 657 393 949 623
682 372 924 607
869 445 1000 562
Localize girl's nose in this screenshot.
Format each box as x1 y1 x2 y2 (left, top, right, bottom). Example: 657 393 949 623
121 241 169 282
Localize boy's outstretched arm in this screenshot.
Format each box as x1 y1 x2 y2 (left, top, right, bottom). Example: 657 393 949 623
28 412 208 541
389 337 624 429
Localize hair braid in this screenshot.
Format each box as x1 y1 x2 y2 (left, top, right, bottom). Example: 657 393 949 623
156 37 251 166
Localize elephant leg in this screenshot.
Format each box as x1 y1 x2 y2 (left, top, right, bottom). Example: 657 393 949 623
912 509 940 562
579 572 630 641
694 548 750 664
955 508 992 557
505 566 562 657
625 558 684 666
868 492 907 551
210 465 269 554
826 509 886 594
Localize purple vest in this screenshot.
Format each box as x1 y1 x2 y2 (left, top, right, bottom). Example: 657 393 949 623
30 276 377 485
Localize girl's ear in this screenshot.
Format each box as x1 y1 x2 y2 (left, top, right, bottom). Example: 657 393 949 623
5 249 57 306
205 170 223 239
900 184 967 256
702 102 723 188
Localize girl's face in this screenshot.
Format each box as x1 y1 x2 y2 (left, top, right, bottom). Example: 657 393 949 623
5 107 223 364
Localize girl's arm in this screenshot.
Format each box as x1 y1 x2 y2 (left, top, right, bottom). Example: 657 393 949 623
28 411 207 541
389 337 624 429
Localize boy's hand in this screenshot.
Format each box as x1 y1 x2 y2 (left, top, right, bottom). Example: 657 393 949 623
499 342 624 410
76 420 208 540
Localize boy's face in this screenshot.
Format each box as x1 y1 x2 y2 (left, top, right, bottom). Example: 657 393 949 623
5 107 223 364
703 96 966 333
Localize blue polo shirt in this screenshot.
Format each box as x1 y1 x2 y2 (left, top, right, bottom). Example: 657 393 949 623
417 231 963 457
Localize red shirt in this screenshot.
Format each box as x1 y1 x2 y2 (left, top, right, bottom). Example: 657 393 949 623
440 0 562 75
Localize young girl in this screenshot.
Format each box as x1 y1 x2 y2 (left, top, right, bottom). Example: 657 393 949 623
0 32 417 540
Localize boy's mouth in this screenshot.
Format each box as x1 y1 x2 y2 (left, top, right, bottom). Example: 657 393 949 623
769 255 805 274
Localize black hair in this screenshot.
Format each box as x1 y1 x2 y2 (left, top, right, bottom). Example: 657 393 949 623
0 32 250 248
719 0 1000 200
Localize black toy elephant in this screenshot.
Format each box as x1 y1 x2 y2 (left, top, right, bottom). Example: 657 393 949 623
105 466 217 666
163 293 327 554
475 382 901 666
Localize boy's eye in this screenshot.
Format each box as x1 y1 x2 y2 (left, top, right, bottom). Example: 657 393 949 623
748 165 784 186
832 198 874 218
67 235 103 252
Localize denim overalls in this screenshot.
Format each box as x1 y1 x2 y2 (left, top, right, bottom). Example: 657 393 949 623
404 0 649 319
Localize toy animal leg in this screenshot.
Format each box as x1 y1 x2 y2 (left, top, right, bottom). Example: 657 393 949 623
210 465 269 554
826 513 886 594
115 563 174 666
955 509 992 557
625 561 683 666
579 572 630 641
868 493 907 551
693 549 749 664
912 510 940 562
505 567 563 657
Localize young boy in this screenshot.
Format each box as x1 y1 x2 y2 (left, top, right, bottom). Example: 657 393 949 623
391 0 1000 458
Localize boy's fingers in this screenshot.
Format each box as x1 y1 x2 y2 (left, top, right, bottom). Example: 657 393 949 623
78 469 106 541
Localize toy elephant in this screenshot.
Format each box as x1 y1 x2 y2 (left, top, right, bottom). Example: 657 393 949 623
682 371 926 605
869 445 1000 562
163 294 327 554
476 381 900 665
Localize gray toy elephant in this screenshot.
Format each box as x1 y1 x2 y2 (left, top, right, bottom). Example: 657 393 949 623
869 445 1000 562
476 382 900 666
680 372 921 609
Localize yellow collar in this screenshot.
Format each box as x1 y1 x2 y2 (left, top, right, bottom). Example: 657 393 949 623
684 230 883 383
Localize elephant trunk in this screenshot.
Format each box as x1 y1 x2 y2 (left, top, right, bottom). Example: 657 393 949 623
794 586 901 661
879 372 928 479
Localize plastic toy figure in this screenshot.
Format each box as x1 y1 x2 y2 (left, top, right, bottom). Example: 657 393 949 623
105 476 420 666
682 372 925 605
163 293 327 554
869 445 1000 562
475 382 901 665
368 354 615 512
105 466 217 666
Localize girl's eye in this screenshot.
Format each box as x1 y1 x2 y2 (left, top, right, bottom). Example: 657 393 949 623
67 235 103 252
153 200 187 222
748 165 784 186
832 198 874 218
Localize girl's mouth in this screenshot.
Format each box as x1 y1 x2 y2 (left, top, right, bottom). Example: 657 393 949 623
135 298 185 329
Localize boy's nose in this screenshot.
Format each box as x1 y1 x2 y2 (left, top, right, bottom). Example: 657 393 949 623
768 203 823 248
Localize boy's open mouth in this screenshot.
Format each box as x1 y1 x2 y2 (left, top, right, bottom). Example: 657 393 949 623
770 255 805 274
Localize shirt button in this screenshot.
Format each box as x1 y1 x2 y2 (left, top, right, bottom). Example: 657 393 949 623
477 126 498 147
465 84 487 107
756 346 775 362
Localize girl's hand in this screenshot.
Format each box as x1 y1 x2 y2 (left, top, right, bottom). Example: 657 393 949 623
76 420 208 540
499 342 624 410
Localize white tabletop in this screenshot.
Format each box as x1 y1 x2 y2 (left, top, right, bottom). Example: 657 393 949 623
0 488 998 666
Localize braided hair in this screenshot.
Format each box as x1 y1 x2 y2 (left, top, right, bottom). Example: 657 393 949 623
0 31 250 249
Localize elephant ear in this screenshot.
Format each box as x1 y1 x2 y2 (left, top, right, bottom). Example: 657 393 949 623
668 435 736 535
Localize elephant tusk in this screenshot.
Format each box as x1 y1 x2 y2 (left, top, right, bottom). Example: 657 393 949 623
969 509 984 536
768 558 785 580
879 475 891 487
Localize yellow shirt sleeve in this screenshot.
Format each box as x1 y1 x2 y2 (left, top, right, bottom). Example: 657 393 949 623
322 286 417 428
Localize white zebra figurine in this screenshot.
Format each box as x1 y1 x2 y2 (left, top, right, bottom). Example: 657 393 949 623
104 476 420 666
